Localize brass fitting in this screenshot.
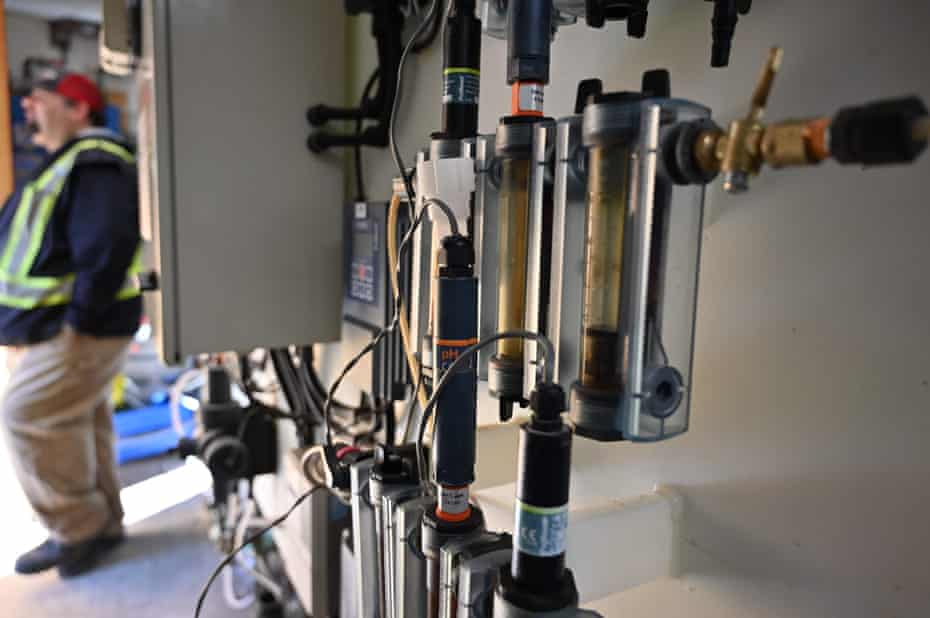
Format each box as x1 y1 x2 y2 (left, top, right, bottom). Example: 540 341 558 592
695 48 832 189
720 47 783 193
760 119 830 168
692 50 928 187
694 128 725 177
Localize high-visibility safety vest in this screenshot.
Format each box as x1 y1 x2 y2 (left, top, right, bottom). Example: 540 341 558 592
0 138 142 310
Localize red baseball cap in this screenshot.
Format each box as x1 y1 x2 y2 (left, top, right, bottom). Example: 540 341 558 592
35 73 105 114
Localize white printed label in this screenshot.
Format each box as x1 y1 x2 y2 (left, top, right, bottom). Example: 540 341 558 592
518 83 545 114
438 485 470 515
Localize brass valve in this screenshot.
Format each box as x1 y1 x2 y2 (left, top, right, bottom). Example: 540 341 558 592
718 46 782 192
692 47 928 192
693 47 833 192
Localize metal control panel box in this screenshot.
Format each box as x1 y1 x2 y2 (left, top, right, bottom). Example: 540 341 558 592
342 201 411 402
136 0 345 362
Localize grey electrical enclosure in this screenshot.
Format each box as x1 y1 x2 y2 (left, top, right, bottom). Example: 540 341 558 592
136 0 345 363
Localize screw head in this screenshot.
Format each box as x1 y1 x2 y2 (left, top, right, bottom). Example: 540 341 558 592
723 170 749 194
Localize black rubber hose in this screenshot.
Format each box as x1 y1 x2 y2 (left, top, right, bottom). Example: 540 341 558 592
831 96 928 166
354 68 381 202
269 349 314 444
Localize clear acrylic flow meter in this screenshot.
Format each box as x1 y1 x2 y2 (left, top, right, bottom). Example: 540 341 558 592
569 96 709 442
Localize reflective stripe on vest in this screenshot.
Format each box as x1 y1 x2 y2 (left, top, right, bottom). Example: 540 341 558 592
0 139 141 310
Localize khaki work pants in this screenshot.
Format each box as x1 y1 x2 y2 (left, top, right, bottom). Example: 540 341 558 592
2 328 131 544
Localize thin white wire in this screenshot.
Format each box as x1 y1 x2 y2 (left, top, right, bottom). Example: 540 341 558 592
222 497 285 606
236 502 283 600
169 368 201 437
222 563 255 610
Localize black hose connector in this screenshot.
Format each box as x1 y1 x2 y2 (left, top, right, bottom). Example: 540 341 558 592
529 381 567 425
710 0 738 67
372 443 419 488
830 96 928 166
709 0 751 67
438 234 475 276
585 0 650 37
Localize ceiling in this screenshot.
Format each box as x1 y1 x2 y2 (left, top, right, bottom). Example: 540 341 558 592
6 0 102 23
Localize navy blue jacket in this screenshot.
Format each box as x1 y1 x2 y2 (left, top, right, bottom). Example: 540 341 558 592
0 130 142 345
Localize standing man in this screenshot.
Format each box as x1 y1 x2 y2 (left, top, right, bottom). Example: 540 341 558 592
0 74 142 577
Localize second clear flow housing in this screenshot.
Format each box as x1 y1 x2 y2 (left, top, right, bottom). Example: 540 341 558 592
569 97 708 442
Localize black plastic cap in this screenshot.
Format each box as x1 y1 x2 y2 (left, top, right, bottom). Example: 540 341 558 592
205 366 232 405
372 443 419 484
574 79 604 114
530 382 567 423
585 0 606 28
831 96 928 166
438 234 475 270
585 0 650 36
506 0 552 84
642 69 670 98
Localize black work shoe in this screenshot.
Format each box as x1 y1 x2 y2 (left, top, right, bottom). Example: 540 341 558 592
57 532 126 578
14 532 126 577
14 538 63 575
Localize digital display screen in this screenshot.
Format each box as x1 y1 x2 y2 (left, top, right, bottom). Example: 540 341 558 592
354 229 375 259
350 223 377 304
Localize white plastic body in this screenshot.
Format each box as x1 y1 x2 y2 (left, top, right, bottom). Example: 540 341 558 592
416 156 475 239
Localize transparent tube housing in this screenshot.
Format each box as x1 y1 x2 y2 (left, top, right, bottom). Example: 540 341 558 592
496 156 531 361
580 143 631 393
488 117 537 410
570 98 709 442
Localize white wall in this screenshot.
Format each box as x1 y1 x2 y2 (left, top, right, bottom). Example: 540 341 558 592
330 1 930 616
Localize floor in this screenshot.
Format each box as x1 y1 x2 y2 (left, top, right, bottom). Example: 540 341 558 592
0 494 253 618
0 438 255 618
